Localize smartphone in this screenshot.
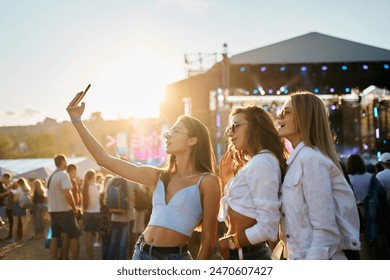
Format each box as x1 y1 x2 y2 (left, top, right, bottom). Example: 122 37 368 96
69 84 91 106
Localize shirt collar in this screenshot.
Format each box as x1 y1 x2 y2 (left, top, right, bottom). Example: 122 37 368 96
286 141 305 166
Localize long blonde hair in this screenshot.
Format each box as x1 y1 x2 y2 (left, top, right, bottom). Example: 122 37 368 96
17 177 31 193
290 91 342 170
82 169 96 211
32 179 46 197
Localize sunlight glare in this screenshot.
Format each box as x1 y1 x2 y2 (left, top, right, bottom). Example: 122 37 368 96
93 49 181 120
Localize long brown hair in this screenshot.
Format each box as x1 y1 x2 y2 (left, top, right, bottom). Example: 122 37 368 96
161 115 216 184
82 169 96 211
290 91 342 171
228 106 288 177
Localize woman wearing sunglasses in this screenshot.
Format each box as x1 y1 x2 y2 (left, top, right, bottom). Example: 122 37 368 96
276 91 360 259
218 105 288 260
67 102 220 260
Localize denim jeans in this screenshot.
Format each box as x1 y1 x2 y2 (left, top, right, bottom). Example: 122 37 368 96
228 242 272 260
108 221 129 260
33 203 46 235
132 242 193 260
100 231 110 260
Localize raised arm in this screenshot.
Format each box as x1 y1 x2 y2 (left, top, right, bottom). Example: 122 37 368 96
66 102 159 187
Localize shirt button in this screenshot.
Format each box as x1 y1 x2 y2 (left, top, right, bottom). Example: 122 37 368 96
282 213 285 217
352 241 357 246
278 191 282 196
286 234 290 238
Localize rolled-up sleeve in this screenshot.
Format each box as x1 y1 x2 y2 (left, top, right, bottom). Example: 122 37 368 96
244 155 281 244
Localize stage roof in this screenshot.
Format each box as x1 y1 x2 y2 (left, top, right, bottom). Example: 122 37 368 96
231 32 390 64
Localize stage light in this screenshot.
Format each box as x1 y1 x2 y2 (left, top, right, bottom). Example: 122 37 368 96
263 105 269 110
301 66 307 72
345 87 350 93
384 64 390 69
260 66 267 72
330 88 335 93
240 66 246 72
362 64 369 70
268 89 273 94
363 143 369 150
314 87 319 93
341 65 348 71
258 86 266 95
276 90 281 95
321 65 328 71
376 128 380 139
253 88 259 94
284 88 289 94
330 104 336 111
280 66 286 72
374 107 379 118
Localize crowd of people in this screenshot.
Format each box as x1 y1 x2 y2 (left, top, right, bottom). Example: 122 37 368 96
0 160 150 260
1 90 389 260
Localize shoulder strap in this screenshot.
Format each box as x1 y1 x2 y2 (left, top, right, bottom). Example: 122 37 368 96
196 172 209 187
47 170 61 189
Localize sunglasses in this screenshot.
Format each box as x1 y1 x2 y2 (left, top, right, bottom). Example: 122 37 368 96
277 108 291 119
163 129 189 138
225 122 248 135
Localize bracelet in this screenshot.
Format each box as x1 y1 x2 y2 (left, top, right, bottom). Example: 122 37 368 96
233 233 241 249
71 117 82 123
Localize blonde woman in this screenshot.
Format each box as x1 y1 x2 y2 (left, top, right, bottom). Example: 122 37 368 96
82 169 101 259
11 178 31 242
276 91 360 259
32 179 47 240
67 102 220 260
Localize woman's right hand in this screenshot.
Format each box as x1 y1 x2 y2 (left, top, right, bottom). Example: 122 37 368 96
219 149 234 187
218 236 231 260
66 102 85 120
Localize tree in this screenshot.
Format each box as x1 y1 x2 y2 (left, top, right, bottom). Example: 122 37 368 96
23 134 59 158
89 112 104 122
0 134 14 159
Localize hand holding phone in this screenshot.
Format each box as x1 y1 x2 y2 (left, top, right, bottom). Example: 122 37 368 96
68 84 91 106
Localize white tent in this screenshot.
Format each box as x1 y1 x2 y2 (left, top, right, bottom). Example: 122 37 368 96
0 157 101 179
13 167 52 180
0 166 16 177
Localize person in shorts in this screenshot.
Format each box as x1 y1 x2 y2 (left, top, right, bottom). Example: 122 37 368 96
47 154 79 260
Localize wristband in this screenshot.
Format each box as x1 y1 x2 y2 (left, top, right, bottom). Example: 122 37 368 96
71 117 81 123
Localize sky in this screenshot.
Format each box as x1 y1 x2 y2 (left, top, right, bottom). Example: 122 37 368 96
1 0 390 126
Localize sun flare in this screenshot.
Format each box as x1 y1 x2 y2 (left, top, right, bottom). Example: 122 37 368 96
92 49 182 120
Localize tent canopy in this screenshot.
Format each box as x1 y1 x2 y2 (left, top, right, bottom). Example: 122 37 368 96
0 157 101 179
13 167 52 180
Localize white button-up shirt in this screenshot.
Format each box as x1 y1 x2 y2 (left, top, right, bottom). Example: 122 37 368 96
280 142 360 259
218 150 281 245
